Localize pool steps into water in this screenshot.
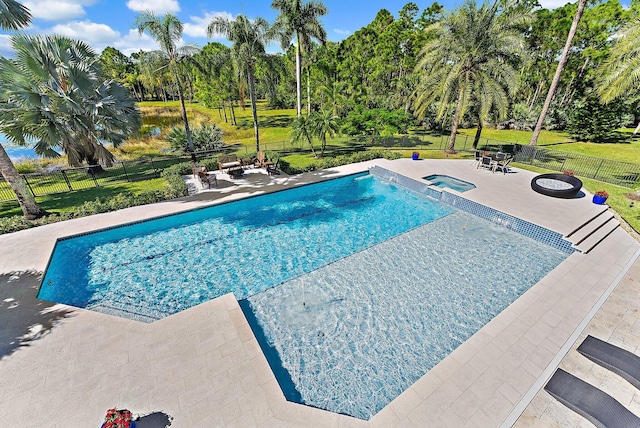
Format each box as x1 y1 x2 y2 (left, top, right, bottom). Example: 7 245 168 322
564 207 620 254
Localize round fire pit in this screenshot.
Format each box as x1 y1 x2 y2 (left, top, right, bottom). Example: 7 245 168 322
531 173 583 199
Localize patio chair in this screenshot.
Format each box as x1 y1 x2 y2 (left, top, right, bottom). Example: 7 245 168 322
267 158 280 176
577 335 640 391
494 158 512 174
544 368 640 428
478 156 493 170
254 151 267 168
198 171 217 189
191 162 206 178
470 150 482 167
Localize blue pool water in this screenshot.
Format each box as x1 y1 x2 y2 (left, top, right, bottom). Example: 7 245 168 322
424 174 476 192
39 172 453 320
243 210 567 419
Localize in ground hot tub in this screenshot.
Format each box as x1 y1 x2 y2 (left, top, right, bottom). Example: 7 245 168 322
531 173 583 198
423 174 476 192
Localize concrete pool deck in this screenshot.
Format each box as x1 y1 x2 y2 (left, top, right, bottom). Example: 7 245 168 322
0 158 638 427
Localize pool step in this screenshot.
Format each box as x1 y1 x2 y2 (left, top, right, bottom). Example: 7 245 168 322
573 217 620 254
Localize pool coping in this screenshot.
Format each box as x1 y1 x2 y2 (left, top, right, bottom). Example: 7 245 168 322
0 158 638 427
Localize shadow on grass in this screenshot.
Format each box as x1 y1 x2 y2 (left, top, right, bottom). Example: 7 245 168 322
0 271 75 361
236 114 295 130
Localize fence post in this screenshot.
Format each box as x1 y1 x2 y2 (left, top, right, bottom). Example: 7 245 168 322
120 161 130 182
593 159 605 180
61 170 73 191
22 175 36 197
90 168 99 187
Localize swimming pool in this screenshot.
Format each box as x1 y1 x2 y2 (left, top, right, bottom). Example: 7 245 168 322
38 172 453 321
423 174 476 192
38 169 569 419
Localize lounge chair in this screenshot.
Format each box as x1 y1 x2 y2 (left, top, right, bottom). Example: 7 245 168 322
218 154 241 172
577 335 640 391
544 368 640 428
198 171 217 189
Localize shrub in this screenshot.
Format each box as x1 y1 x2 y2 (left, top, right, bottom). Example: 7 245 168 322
279 150 402 175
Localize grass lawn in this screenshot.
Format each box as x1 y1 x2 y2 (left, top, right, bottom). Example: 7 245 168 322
0 179 166 218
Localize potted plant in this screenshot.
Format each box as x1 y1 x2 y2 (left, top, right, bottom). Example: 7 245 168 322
593 190 609 205
411 151 420 160
562 170 574 176
102 408 135 428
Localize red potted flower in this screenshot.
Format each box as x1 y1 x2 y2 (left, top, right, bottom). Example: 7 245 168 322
593 190 609 205
102 408 135 428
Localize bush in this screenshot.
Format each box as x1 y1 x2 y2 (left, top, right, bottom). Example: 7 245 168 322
279 150 402 175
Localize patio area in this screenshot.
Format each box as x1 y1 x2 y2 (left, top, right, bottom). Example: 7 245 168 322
0 158 638 427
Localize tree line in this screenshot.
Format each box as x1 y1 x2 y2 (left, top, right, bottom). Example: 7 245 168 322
1 0 640 219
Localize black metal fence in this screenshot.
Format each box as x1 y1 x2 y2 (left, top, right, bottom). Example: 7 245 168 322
0 156 191 202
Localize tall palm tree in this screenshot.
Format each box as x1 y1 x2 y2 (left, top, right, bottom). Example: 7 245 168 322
310 109 338 157
413 0 527 153
0 1 46 220
597 19 640 137
135 12 198 160
208 15 272 152
528 0 587 146
271 0 328 117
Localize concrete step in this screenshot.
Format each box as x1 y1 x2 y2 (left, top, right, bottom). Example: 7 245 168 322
565 206 610 239
574 218 620 254
568 211 615 246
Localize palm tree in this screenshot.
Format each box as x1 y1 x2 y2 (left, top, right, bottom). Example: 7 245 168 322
0 35 141 169
0 1 46 220
208 15 272 152
0 0 30 30
290 114 317 156
310 109 338 157
528 0 587 146
413 0 527 153
271 0 328 117
597 19 640 136
135 12 198 160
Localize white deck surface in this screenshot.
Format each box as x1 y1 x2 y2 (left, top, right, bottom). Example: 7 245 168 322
0 159 638 427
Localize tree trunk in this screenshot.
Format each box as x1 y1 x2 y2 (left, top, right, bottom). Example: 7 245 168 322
473 119 483 149
172 67 194 161
321 134 326 157
247 64 260 153
445 86 466 153
0 144 47 220
296 35 302 117
528 78 544 114
307 67 311 115
529 0 587 146
229 98 237 126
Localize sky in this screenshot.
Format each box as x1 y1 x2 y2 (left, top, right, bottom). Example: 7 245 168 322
0 0 570 58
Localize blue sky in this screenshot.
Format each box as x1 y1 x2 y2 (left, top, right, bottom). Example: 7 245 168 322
0 0 567 57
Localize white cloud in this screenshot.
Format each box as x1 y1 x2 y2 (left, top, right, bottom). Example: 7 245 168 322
537 0 572 9
23 0 96 22
51 21 119 46
0 34 13 57
334 29 351 35
126 0 180 14
113 30 162 56
183 11 233 38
